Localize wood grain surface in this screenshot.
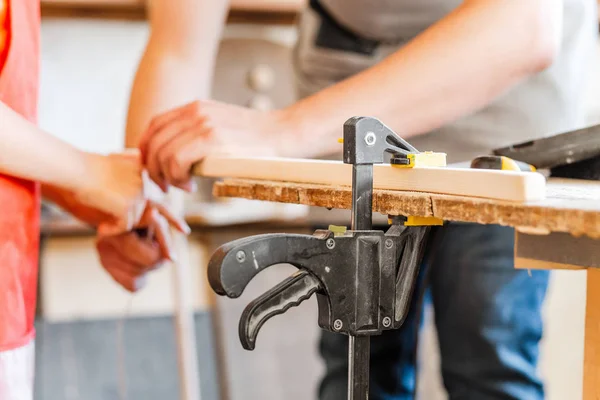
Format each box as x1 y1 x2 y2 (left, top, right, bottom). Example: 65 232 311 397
212 178 600 238
195 156 546 202
584 268 600 400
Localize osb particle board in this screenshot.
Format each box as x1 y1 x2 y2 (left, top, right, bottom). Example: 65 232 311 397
212 178 600 238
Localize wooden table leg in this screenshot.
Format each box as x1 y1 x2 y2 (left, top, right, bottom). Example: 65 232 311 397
168 190 201 400
584 268 600 399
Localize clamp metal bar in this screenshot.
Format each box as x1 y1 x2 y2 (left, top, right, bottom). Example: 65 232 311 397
348 336 370 400
351 164 374 231
348 162 374 400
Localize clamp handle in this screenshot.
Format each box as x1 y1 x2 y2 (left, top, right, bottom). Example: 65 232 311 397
393 225 430 325
207 231 335 351
208 232 330 298
239 270 322 350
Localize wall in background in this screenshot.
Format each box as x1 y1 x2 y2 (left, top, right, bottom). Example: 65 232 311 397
38 19 297 152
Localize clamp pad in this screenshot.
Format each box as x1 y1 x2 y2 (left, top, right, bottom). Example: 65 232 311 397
404 216 444 226
392 152 447 168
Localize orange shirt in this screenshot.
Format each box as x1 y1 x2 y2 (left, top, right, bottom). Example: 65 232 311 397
0 0 8 70
0 0 41 352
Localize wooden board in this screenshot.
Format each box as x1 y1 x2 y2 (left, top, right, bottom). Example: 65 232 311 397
40 0 304 23
212 177 600 238
40 199 308 236
515 232 600 270
194 156 545 202
584 268 600 400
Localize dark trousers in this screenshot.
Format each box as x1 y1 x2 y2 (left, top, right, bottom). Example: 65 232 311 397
318 223 549 400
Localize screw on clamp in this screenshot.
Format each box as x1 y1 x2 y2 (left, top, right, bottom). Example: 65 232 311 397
334 319 343 331
236 251 246 263
364 132 376 146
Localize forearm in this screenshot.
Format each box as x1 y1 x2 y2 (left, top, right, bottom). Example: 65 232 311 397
0 102 93 190
125 0 229 147
283 0 561 158
125 52 209 147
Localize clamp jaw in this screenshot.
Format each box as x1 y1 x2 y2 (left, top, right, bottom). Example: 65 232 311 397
342 116 418 165
207 117 433 352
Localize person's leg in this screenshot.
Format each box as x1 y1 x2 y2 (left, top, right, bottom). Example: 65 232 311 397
318 252 430 400
431 223 549 400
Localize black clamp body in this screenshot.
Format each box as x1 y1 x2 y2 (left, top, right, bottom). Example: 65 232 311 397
207 117 429 349
208 221 429 349
207 117 432 400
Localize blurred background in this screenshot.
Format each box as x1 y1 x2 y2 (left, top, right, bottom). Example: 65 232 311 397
35 1 600 399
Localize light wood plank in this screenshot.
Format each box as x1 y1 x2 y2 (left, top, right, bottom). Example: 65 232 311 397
194 156 546 202
584 268 600 400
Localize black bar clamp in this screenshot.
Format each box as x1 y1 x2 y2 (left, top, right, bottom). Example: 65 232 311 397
207 117 433 400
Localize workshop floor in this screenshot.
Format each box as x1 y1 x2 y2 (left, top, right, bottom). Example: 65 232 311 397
37 18 600 400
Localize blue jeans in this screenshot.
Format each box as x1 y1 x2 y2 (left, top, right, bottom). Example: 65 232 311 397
318 223 550 400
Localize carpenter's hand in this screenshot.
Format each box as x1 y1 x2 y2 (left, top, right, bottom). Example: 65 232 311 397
139 100 287 192
96 229 165 292
76 150 156 231
60 150 190 259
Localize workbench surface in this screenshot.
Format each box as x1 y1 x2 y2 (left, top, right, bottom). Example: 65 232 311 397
40 198 307 236
40 0 305 22
213 178 600 238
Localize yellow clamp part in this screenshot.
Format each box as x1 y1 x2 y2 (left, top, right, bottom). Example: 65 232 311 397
501 156 537 172
404 216 444 226
328 224 348 236
392 152 447 168
338 138 344 144
471 155 536 172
